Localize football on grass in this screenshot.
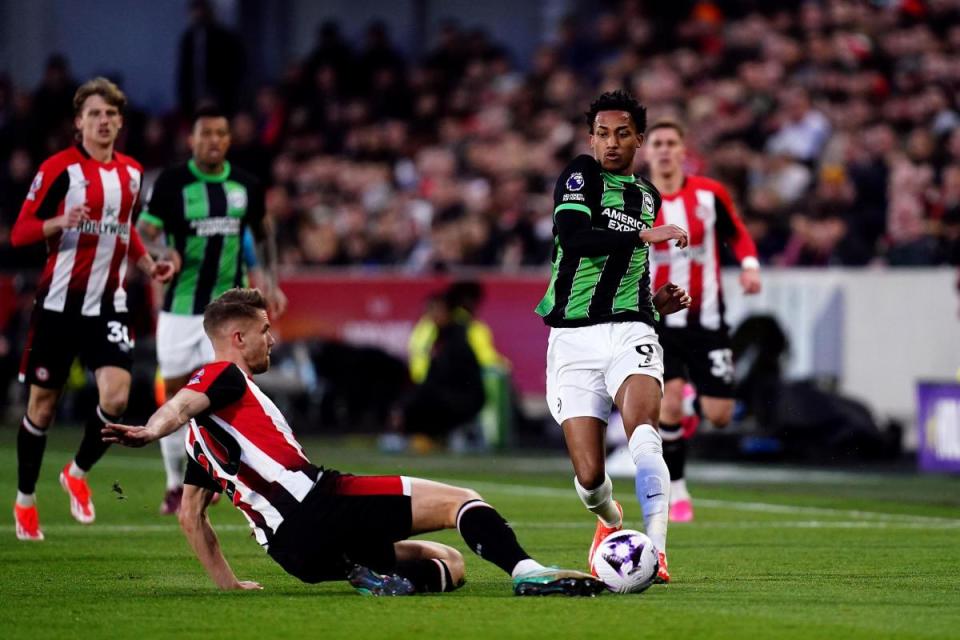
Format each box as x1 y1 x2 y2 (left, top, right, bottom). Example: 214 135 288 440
592 529 659 594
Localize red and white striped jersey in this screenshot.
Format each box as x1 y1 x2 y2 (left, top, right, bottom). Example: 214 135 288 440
184 361 321 548
12 145 147 316
650 175 758 331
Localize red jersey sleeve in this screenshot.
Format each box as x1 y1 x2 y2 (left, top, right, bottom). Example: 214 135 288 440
713 182 759 265
185 362 248 412
129 225 147 262
11 159 70 247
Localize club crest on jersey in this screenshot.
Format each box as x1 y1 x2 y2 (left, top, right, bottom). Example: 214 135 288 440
642 192 655 215
227 189 248 211
27 171 44 201
129 175 140 194
189 369 204 386
565 172 585 192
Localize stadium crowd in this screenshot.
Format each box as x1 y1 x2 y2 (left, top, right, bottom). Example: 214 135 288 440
2 0 960 270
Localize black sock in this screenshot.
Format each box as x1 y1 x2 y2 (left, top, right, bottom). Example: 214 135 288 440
74 406 117 472
456 500 530 576
660 422 686 480
17 417 47 494
394 559 457 593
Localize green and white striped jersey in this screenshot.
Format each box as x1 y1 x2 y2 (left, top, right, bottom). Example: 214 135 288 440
536 154 661 328
140 159 264 315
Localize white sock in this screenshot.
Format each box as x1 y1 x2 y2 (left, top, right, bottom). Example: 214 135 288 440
16 492 36 507
511 558 546 579
628 424 670 553
159 426 188 491
670 479 690 504
574 474 622 527
68 460 86 479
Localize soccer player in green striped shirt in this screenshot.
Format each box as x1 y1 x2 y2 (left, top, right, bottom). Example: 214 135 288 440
535 91 689 583
137 105 286 514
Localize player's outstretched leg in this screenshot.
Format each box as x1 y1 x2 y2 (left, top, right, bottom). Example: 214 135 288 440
159 426 188 515
661 422 693 522
411 479 605 596
629 425 671 583
575 474 624 574
14 416 48 541
62 405 119 524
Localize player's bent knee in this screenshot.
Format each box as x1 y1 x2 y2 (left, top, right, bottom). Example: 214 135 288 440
460 487 483 504
574 463 606 490
444 549 466 585
703 400 734 428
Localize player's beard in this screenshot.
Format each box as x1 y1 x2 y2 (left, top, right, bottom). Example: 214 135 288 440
251 355 269 375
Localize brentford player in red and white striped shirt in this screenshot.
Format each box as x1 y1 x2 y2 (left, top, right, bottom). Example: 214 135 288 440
644 119 762 523
11 77 174 542
103 288 603 596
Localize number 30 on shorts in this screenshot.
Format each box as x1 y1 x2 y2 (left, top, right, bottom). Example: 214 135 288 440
708 348 734 381
106 320 133 349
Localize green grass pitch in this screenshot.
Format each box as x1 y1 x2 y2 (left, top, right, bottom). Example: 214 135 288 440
1 427 958 639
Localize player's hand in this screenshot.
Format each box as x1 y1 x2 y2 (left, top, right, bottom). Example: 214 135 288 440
232 580 263 590
653 282 692 316
740 267 761 294
640 224 688 248
165 248 182 274
151 259 176 284
267 286 288 319
57 205 90 231
102 423 155 447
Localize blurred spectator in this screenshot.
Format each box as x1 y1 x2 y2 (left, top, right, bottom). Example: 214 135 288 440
176 0 246 115
392 291 485 448
3 2 960 271
31 54 77 139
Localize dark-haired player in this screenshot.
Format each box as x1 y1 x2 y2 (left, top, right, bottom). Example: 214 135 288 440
644 120 761 522
138 105 286 515
11 77 175 540
535 90 690 583
104 288 603 597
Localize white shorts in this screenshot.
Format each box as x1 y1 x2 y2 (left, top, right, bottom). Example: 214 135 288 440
546 322 664 425
156 312 215 379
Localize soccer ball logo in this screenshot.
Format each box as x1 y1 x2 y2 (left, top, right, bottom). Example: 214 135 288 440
592 529 659 594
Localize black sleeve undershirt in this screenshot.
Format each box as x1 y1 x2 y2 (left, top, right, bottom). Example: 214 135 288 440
183 457 222 492
201 364 248 414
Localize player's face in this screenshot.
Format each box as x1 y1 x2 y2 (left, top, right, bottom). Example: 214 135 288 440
646 127 685 178
75 95 122 148
190 117 231 168
590 110 642 174
241 310 274 375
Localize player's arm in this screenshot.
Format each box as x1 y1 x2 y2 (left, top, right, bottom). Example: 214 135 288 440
104 362 249 445
248 181 287 317
11 166 89 246
713 183 761 294
102 387 212 446
179 479 261 591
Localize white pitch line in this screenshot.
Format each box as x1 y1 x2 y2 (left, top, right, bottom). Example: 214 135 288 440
29 519 960 536
448 479 960 525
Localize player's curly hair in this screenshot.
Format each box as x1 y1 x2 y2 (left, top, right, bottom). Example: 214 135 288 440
73 77 127 116
204 288 268 336
585 90 647 134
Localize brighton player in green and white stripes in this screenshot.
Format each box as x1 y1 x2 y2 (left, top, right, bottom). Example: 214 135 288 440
536 90 689 583
138 104 286 514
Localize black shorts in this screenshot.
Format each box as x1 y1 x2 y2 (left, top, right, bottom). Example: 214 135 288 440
658 326 735 398
267 470 413 584
19 306 134 389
